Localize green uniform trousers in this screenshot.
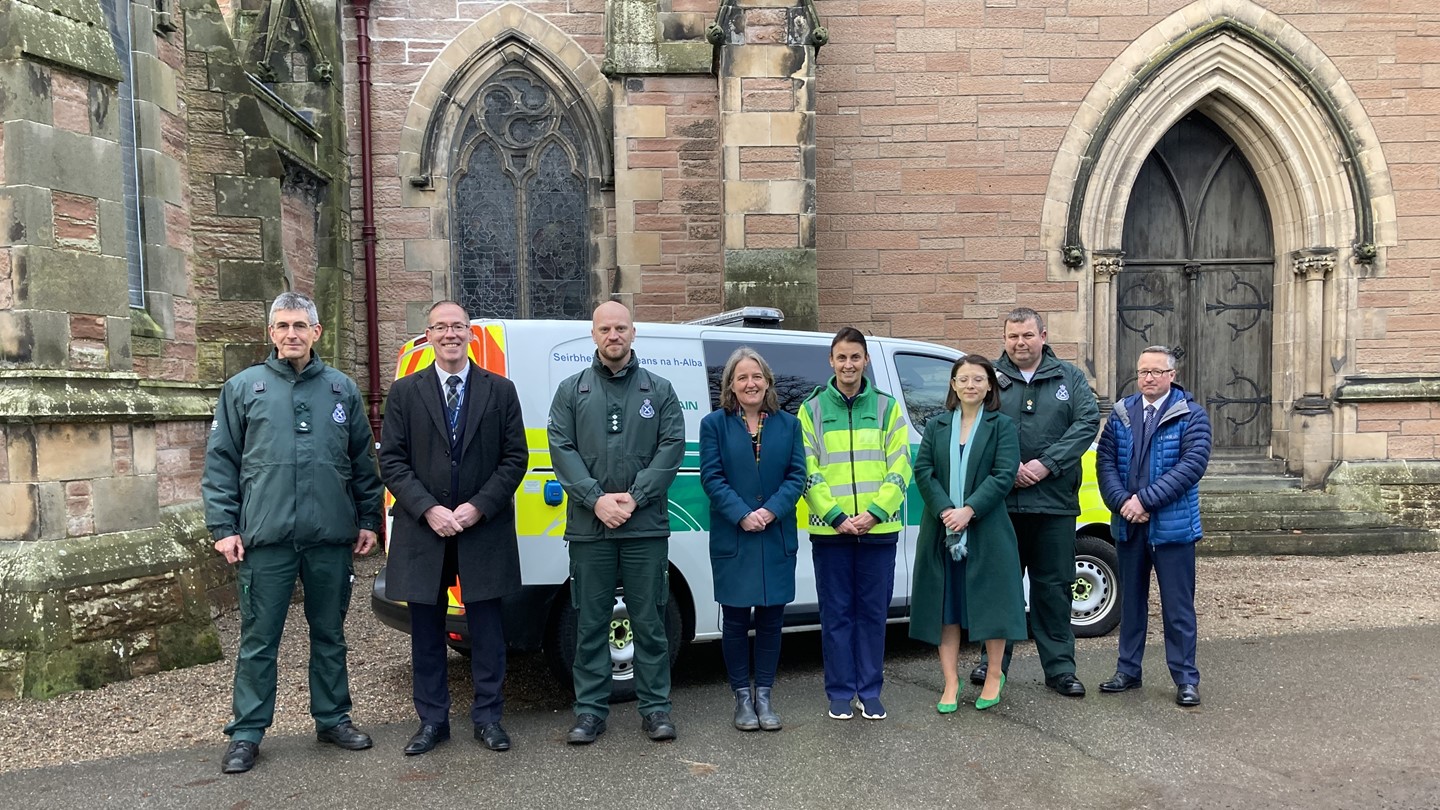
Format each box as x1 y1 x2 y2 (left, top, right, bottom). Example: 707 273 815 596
569 537 671 719
226 543 355 743
982 513 1077 681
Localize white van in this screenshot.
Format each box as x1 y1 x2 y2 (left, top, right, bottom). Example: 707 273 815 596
371 316 1118 701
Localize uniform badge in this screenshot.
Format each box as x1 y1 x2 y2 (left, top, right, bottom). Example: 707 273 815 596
332 403 347 424
995 371 1012 389
1056 384 1070 401
252 381 265 393
210 419 218 432
639 398 655 419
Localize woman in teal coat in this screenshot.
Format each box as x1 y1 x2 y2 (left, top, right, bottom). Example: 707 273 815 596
700 347 807 732
910 354 1027 712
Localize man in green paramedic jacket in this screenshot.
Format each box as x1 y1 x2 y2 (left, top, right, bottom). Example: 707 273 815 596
202 292 384 775
971 307 1100 698
547 301 686 745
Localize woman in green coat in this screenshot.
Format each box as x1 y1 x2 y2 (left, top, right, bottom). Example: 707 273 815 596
910 354 1027 712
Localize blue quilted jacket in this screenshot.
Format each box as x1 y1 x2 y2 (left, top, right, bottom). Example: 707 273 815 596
1096 384 1212 546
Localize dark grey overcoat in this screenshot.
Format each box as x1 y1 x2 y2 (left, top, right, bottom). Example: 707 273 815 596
379 361 527 604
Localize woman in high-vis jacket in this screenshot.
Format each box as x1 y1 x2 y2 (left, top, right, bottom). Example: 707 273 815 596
909 354 1027 712
799 327 913 721
699 347 806 732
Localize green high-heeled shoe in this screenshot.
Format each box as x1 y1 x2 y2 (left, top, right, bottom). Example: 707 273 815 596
937 698 958 714
975 674 1006 710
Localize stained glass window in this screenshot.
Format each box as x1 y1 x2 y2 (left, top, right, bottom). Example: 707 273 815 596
450 67 592 320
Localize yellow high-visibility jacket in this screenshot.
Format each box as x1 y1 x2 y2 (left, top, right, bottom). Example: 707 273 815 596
799 377 913 537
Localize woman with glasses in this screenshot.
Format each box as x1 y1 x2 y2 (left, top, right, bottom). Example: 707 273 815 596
699 347 807 731
909 354 1027 712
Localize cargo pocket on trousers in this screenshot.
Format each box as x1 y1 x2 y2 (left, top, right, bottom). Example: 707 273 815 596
657 566 670 607
237 564 255 624
569 560 580 610
340 558 354 618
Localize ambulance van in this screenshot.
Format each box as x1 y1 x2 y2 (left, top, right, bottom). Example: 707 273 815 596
371 314 1118 701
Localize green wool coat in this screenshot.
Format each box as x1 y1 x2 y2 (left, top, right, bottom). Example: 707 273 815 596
908 408 1028 646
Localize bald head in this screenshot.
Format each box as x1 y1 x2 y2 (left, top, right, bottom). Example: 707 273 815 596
591 300 635 372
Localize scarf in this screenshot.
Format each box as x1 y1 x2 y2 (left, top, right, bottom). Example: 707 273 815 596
945 410 982 561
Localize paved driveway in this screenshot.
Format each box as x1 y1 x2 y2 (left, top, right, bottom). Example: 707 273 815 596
5 623 1439 809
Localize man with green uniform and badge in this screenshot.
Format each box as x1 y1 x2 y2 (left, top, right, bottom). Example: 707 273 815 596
971 307 1100 698
547 301 685 745
203 292 384 774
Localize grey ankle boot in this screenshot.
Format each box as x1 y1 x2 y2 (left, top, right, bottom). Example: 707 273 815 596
733 687 759 731
754 686 782 731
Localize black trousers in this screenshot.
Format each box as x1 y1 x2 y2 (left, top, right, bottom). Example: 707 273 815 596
408 541 506 728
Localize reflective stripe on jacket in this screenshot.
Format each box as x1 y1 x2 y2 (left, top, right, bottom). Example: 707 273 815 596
798 377 913 537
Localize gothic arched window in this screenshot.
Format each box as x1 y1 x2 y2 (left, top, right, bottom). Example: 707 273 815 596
450 66 592 320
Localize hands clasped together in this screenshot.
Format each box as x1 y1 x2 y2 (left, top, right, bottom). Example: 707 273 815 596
423 503 484 537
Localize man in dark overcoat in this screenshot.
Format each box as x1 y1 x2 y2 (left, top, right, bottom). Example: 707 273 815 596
379 300 528 755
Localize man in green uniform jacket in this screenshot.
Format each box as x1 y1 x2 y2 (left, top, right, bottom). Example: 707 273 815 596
972 307 1100 698
203 292 384 775
547 301 685 745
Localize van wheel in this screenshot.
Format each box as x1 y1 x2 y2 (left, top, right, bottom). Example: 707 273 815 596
545 588 683 704
1071 533 1121 638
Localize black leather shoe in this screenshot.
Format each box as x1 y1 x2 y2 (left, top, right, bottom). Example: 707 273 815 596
1099 672 1143 693
403 724 449 755
317 721 373 750
642 710 677 741
969 662 988 686
475 722 511 751
1047 673 1087 697
220 740 258 774
567 713 607 745
1176 684 1201 707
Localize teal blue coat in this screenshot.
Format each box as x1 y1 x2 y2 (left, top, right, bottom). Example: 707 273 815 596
908 409 1027 645
699 408 806 606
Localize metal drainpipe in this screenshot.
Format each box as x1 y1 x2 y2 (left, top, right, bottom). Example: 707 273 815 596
351 0 383 441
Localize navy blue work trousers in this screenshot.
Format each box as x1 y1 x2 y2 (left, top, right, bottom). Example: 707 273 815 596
811 538 896 702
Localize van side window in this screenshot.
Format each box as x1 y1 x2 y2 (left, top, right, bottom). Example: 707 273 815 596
703 340 839 415
894 353 957 430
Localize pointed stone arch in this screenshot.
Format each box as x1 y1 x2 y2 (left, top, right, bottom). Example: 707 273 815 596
396 4 614 323
1040 0 1396 483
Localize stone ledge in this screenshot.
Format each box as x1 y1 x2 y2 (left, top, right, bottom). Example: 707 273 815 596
1327 460 1440 487
0 0 123 82
0 372 217 422
1335 375 1440 403
0 504 210 592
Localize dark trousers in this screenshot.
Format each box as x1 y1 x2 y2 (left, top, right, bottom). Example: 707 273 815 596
409 597 506 728
812 539 896 702
983 513 1076 681
1116 538 1199 686
569 537 671 719
226 543 354 743
720 604 786 691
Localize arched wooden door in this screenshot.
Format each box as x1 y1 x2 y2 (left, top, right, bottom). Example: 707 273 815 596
1117 112 1274 451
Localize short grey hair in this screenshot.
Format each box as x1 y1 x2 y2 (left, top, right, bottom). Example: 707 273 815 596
1005 307 1045 333
269 292 318 326
1140 345 1176 369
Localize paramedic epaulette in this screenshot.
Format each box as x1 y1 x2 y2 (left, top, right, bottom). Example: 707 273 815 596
995 371 1012 389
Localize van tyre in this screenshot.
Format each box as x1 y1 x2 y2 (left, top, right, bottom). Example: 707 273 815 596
545 588 684 704
1071 533 1121 638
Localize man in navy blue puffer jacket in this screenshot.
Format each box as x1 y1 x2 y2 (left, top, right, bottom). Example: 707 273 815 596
1094 345 1212 707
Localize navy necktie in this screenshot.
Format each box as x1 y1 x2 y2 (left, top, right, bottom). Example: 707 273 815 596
445 375 461 440
1143 403 1157 445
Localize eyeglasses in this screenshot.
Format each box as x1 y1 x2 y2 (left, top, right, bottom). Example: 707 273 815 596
427 323 470 334
1136 369 1174 379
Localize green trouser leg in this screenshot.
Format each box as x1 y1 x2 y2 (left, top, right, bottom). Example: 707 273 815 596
298 543 355 731
226 545 299 744
982 514 1077 681
569 537 672 719
225 544 354 743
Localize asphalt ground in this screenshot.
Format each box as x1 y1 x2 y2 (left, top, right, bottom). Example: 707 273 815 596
4 622 1439 810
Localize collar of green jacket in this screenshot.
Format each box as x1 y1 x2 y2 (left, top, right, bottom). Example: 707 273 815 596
996 344 1065 381
263 349 327 380
811 375 872 407
591 350 639 379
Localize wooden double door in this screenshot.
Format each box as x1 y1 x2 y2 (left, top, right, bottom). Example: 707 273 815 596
1117 113 1274 451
